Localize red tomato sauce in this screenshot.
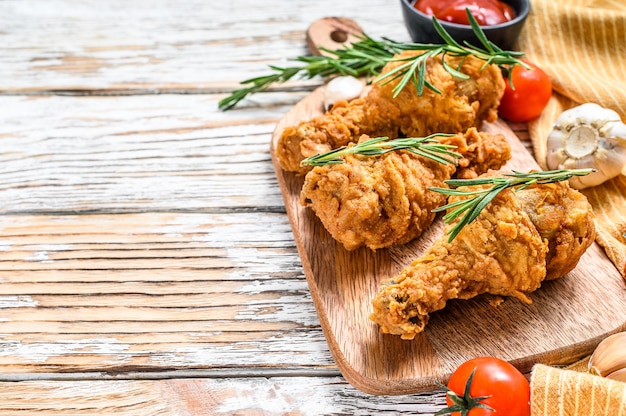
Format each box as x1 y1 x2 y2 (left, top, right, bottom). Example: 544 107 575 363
414 0 515 26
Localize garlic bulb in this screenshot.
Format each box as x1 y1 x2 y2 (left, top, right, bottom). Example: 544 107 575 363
323 76 364 110
588 331 626 382
546 103 626 189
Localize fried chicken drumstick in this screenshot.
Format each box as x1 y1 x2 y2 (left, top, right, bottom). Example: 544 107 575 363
277 51 506 174
300 128 511 251
370 171 596 340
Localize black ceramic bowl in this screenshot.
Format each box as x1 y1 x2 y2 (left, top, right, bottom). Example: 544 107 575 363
400 0 530 50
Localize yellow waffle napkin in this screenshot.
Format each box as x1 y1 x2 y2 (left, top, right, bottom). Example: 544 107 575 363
518 0 626 117
516 0 626 279
531 363 626 415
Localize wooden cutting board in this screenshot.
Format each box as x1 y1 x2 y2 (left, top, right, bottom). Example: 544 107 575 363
270 86 626 396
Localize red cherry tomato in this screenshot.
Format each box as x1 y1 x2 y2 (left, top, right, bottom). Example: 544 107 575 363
499 61 553 123
440 357 530 416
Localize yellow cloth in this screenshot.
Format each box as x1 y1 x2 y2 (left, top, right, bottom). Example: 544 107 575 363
531 364 626 415
516 0 626 279
519 1 626 402
518 0 626 118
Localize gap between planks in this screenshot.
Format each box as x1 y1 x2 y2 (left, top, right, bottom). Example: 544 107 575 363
0 367 342 382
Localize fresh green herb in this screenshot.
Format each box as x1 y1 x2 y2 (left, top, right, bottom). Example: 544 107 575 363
300 134 461 167
219 11 527 110
377 12 530 97
430 169 594 243
218 33 399 111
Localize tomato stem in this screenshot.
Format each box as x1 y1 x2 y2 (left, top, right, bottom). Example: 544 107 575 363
434 368 495 416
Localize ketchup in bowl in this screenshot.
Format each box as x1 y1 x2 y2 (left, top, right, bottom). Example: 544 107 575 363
414 0 515 26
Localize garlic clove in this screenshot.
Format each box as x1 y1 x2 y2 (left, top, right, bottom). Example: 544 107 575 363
606 367 626 383
588 331 626 378
323 76 364 111
601 114 626 138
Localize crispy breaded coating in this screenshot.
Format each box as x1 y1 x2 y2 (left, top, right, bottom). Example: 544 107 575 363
277 51 506 174
301 140 454 251
515 181 597 280
300 128 510 251
438 127 511 179
370 173 596 340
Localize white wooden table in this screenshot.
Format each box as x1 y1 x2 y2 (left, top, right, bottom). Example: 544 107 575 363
0 0 460 413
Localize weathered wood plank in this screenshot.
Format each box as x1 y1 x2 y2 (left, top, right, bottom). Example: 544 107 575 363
0 0 408 94
0 94 302 213
0 212 340 374
0 378 446 415
0 0 544 410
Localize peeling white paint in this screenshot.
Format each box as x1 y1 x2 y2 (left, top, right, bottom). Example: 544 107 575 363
191 214 295 247
214 377 351 416
225 246 303 277
0 296 39 308
235 294 318 327
238 278 308 295
163 233 183 238
147 330 333 367
0 241 13 251
25 244 73 263
26 251 53 263
0 338 132 363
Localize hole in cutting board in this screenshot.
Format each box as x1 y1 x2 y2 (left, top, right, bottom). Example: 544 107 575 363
330 29 349 43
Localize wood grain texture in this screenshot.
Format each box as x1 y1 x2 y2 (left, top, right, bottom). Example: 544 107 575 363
0 94 292 214
0 211 339 374
0 91 339 377
2 0 623 412
0 0 461 412
0 0 408 94
0 378 445 415
270 87 626 395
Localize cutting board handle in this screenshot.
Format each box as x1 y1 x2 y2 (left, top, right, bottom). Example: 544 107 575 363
306 17 364 56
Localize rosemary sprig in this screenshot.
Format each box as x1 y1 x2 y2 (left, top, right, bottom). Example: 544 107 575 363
376 11 530 97
300 134 461 167
218 34 400 111
219 11 527 110
430 169 594 243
